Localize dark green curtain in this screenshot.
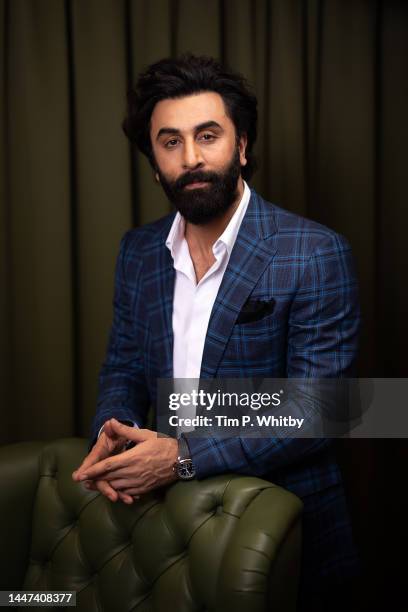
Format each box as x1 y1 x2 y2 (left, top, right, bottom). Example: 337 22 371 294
2 0 407 443
1 2 407 605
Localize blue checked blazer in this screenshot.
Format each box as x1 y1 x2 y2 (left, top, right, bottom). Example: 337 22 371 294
92 187 360 485
92 187 361 593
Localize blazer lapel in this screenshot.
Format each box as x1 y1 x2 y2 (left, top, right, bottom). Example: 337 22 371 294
143 216 175 378
200 190 278 378
158 249 175 378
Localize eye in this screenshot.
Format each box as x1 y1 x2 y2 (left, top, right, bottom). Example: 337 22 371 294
199 133 215 142
164 138 179 149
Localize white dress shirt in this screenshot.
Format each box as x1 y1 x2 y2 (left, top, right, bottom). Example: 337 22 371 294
166 180 251 379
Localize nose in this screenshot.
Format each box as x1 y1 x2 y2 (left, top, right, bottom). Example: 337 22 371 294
182 137 204 170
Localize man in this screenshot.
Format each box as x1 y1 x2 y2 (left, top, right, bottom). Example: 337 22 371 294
72 54 361 609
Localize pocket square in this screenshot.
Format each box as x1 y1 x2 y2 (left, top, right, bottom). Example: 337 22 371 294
236 298 276 324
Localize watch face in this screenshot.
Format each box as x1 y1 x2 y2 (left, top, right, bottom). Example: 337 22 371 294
177 459 196 480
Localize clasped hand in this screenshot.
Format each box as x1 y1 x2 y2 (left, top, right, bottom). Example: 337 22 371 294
72 418 178 504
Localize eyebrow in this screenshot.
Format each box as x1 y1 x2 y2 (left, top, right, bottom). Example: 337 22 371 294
155 120 224 141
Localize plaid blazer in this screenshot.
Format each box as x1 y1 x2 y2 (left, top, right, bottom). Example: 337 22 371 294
92 188 361 597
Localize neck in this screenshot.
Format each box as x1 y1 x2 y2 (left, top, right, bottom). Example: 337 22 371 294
184 176 245 253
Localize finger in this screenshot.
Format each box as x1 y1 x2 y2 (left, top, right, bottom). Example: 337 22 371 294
103 420 114 438
90 479 132 504
73 439 107 480
121 487 146 496
72 432 109 481
76 452 129 481
83 480 98 491
118 491 135 505
108 478 137 490
103 419 124 442
95 479 118 502
102 467 133 481
109 419 154 443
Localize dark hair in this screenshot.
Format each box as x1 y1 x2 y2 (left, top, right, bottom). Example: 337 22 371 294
123 53 258 181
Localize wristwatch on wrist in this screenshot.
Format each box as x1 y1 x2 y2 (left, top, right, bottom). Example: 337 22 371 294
173 436 196 480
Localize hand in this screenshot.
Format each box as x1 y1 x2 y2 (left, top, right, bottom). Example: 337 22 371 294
72 419 134 504
75 419 179 497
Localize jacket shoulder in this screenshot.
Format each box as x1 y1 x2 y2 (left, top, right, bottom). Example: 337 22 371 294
120 211 176 253
254 191 352 253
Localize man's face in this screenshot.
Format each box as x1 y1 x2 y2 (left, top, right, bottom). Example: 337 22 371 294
150 92 247 225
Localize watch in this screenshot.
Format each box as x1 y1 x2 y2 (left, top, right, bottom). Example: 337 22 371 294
173 436 196 480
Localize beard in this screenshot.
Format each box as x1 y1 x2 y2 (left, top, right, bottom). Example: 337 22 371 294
156 147 242 225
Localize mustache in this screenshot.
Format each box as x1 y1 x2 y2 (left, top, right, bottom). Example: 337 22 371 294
174 170 219 189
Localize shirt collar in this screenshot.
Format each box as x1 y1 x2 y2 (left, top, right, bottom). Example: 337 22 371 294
216 180 251 255
165 180 251 258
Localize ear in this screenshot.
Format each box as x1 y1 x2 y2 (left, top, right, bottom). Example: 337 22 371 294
238 133 248 167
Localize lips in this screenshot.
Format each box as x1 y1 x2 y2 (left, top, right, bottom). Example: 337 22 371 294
184 181 210 189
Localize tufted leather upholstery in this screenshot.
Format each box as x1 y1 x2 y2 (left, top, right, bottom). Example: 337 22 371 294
0 438 303 611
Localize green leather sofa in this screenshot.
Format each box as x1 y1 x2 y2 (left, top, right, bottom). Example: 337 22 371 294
0 438 303 611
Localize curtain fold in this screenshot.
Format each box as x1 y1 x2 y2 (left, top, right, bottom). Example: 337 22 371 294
69 0 133 434
4 0 74 442
0 0 11 441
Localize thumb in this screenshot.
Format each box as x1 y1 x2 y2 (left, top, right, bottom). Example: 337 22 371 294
109 418 154 442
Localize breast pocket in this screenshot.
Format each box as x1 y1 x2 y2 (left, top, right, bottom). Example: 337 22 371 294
220 303 288 375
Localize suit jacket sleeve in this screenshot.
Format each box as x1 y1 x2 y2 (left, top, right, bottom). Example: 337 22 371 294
184 232 361 479
90 231 151 443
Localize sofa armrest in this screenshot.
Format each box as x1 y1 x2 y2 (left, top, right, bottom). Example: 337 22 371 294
1 438 303 611
0 441 47 589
